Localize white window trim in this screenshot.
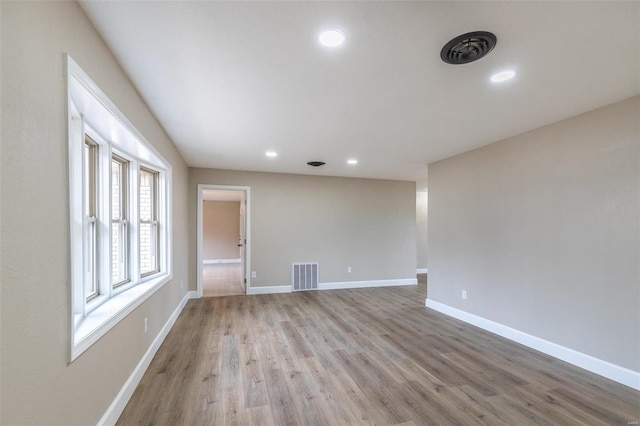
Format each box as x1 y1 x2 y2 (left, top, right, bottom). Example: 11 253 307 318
139 167 161 277
111 152 131 289
67 55 173 362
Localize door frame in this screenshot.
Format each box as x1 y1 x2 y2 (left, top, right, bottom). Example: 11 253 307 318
197 184 251 298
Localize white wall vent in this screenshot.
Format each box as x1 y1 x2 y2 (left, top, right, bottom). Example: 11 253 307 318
292 262 319 292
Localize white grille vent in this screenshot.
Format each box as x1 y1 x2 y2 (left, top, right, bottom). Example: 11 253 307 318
292 262 319 292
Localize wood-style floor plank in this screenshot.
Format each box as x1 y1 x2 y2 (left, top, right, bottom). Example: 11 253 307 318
117 275 640 425
202 263 244 297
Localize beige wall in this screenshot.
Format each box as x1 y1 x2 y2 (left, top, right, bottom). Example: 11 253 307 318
416 190 428 270
203 201 241 260
1 2 189 424
428 96 640 372
190 169 417 288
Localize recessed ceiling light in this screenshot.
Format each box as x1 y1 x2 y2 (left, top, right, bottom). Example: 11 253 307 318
319 29 346 47
347 159 358 165
491 69 517 83
265 151 277 158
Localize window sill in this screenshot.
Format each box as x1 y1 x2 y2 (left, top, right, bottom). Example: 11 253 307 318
71 273 171 362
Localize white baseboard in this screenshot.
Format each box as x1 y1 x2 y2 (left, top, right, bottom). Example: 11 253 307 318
425 298 640 391
319 278 417 291
416 268 428 274
203 258 241 264
245 278 417 295
98 290 195 425
247 285 292 295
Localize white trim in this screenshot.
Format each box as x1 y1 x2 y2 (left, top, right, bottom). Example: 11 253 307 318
203 258 241 265
246 279 417 295
98 290 195 426
319 278 417 291
416 268 428 274
197 185 251 298
67 55 173 362
247 285 292 295
66 56 170 171
72 274 170 360
425 298 640 391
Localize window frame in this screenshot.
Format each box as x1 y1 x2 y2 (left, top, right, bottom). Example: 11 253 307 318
83 135 100 303
111 152 131 289
139 166 161 277
67 55 173 362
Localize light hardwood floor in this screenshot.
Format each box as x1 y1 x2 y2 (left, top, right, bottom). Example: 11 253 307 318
118 275 640 425
203 263 244 297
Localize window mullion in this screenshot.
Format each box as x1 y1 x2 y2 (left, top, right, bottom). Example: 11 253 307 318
130 160 140 283
160 173 166 272
99 145 113 299
153 172 160 273
139 167 160 277
121 220 128 283
83 133 101 305
71 115 86 315
157 173 167 273
111 152 134 290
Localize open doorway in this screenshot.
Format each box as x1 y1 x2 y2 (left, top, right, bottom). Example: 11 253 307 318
197 185 250 298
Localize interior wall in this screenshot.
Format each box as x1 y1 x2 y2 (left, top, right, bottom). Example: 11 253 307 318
428 96 640 372
0 2 190 424
190 169 417 288
203 200 241 260
416 188 428 270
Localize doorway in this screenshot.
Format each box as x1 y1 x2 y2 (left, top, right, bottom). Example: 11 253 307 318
197 185 250 298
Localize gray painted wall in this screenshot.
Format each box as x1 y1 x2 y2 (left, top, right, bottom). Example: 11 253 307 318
428 96 640 372
190 168 417 288
1 2 190 424
416 190 428 270
203 201 241 260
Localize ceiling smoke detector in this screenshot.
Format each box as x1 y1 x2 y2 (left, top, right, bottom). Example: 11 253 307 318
440 31 497 65
307 161 326 167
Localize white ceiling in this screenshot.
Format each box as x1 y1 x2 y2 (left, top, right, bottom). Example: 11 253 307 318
80 1 639 182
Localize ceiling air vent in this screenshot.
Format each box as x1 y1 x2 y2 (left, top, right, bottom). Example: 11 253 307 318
440 31 497 65
307 161 326 167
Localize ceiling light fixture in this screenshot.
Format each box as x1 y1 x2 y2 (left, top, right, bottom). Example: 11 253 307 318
319 29 346 47
265 151 278 158
490 69 517 83
347 159 358 165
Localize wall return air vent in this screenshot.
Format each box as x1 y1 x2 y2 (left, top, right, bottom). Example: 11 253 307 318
292 262 319 291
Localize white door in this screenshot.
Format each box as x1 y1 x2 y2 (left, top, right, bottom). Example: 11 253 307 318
239 197 246 292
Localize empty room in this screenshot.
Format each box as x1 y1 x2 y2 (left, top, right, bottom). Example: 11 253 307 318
1 1 639 425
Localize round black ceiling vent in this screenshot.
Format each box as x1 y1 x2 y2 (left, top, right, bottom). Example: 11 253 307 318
440 31 497 65
307 161 326 167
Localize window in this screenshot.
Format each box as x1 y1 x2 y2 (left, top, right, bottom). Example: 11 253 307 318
68 55 172 361
139 168 159 276
84 136 99 302
112 154 130 288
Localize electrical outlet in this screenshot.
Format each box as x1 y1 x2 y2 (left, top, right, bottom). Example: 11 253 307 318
347 266 352 273
144 318 148 333
461 290 467 300
180 280 183 289
251 271 256 278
